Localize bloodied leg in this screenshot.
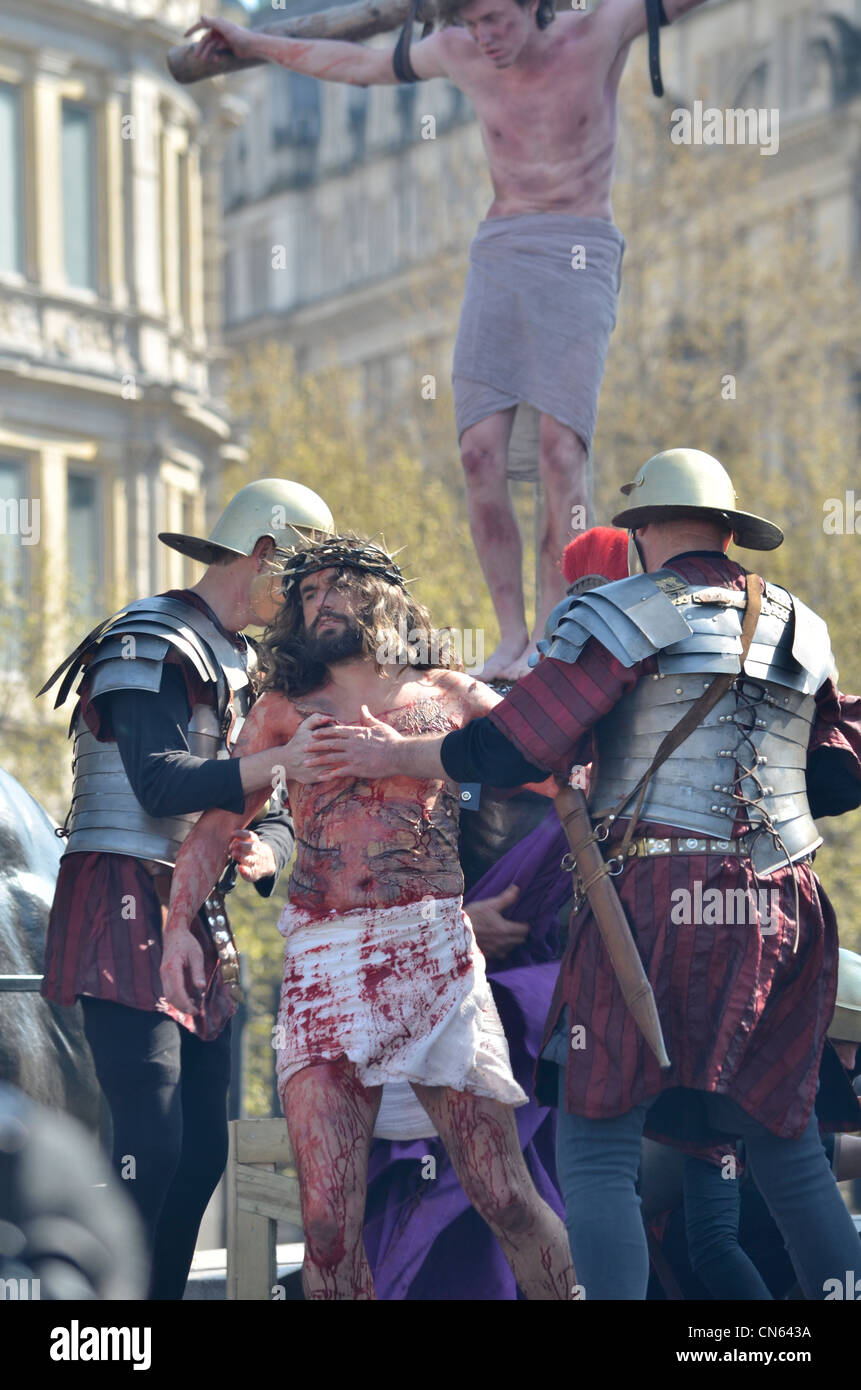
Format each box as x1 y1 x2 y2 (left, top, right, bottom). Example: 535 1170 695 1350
412 1083 576 1300
282 1056 382 1300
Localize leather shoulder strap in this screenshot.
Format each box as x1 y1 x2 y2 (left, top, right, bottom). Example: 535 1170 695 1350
609 574 762 852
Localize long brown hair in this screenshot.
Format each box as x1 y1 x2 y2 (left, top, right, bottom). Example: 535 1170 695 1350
258 559 462 700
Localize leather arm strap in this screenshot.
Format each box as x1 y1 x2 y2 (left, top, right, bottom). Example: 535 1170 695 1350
393 0 433 83
646 0 671 98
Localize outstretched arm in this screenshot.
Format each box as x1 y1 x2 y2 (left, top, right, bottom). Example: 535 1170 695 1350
306 674 552 788
186 13 449 87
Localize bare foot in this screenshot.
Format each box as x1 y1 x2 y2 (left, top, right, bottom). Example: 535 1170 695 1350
476 634 529 683
501 645 539 682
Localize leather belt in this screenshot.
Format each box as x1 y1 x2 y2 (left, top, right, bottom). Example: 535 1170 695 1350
623 834 757 858
567 833 814 904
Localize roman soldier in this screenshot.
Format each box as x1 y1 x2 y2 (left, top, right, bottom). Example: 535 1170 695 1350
39 478 333 1299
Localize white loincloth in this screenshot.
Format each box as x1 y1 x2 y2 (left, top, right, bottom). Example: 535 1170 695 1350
274 895 527 1141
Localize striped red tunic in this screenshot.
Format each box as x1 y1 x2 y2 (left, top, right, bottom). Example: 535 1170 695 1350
41 590 240 1042
488 554 861 1141
42 852 233 1042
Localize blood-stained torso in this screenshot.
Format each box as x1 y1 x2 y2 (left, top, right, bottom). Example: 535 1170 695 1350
279 671 497 917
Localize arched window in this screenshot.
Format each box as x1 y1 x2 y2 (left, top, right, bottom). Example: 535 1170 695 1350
733 61 769 112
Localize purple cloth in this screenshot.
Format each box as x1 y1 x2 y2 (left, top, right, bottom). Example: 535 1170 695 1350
363 809 570 1300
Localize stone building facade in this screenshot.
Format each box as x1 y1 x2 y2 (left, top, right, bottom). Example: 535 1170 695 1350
0 0 242 712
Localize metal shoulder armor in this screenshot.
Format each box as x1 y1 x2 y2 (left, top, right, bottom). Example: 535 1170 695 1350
40 595 252 720
546 570 693 667
42 595 255 868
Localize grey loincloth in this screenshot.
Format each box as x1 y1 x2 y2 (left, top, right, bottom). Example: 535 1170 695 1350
452 213 625 481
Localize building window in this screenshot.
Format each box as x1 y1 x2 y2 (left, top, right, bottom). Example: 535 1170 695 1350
181 493 199 588
0 458 29 666
271 69 321 149
0 84 23 274
178 148 190 323
250 235 271 317
61 102 97 290
0 457 28 592
67 472 101 620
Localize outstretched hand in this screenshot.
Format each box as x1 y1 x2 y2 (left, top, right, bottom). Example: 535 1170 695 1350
306 706 405 781
184 14 257 62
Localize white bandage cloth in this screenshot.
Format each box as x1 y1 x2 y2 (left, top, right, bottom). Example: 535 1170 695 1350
274 895 527 1140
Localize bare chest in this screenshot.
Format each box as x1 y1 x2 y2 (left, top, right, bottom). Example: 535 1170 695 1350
290 692 460 737
467 46 616 164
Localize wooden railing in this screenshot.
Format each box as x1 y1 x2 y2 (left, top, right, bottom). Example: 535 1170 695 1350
225 1117 303 1300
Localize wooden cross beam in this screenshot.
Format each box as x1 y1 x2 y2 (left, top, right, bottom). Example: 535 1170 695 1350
167 0 437 85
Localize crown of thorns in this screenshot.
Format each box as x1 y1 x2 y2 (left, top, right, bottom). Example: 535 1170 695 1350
279 537 408 597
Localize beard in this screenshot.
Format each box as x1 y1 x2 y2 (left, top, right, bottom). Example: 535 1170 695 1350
304 615 364 666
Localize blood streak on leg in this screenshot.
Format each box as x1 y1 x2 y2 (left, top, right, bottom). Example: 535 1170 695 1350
412 1083 575 1300
281 1056 382 1300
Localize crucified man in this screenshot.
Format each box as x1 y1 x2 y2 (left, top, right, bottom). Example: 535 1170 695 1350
187 0 707 681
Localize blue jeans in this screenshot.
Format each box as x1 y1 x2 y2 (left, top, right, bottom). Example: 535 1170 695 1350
555 1068 861 1300
683 1153 772 1299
